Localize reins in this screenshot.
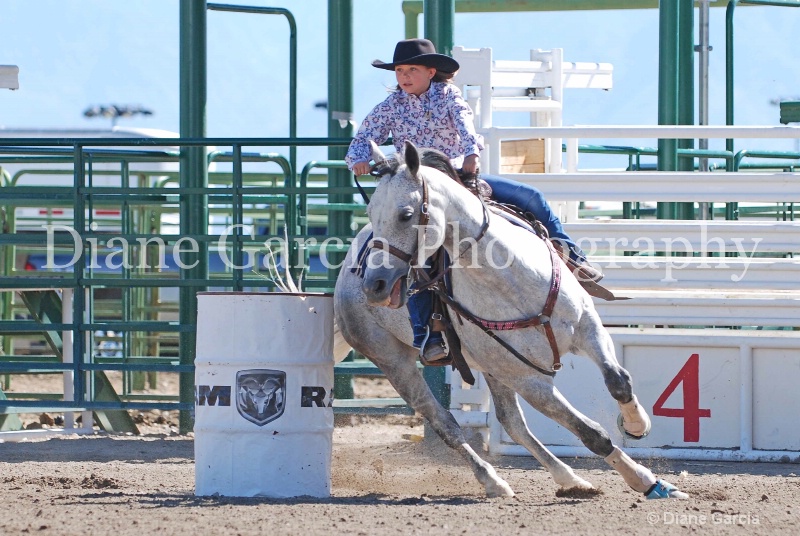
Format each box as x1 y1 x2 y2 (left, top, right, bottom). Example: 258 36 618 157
368 168 563 376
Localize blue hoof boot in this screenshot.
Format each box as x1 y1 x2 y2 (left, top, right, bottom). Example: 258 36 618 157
645 479 688 500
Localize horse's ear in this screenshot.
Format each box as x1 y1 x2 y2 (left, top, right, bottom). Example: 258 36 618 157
369 141 386 167
403 141 420 177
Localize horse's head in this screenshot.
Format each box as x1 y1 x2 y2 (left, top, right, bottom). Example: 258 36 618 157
361 141 446 308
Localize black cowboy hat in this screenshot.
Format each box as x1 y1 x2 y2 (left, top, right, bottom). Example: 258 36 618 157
372 38 460 74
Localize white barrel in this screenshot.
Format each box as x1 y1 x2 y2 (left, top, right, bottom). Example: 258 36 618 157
194 292 334 497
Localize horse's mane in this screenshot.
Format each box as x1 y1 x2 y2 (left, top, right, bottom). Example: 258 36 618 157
373 146 482 194
419 148 461 183
416 149 488 197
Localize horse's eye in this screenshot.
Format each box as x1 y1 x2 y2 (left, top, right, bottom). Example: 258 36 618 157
399 208 414 222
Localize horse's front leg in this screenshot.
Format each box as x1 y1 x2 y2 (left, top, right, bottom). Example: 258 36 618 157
372 348 514 498
575 314 651 439
483 374 594 492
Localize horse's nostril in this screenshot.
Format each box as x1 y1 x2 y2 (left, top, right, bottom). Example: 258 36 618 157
373 280 387 294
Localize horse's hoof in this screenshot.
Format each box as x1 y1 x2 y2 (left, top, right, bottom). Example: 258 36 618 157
554 471 594 491
617 413 651 440
617 395 652 439
645 480 689 500
486 480 515 498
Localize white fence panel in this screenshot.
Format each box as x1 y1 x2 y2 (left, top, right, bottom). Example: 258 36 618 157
487 329 800 462
565 220 800 255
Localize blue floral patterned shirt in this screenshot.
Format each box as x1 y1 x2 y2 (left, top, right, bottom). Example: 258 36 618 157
345 81 484 170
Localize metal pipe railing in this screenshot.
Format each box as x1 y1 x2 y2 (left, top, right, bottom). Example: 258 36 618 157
2 130 799 425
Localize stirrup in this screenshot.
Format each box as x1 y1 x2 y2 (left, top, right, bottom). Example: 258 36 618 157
418 327 451 366
420 341 451 367
581 279 631 301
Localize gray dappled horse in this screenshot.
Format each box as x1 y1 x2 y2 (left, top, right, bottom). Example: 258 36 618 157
334 141 687 499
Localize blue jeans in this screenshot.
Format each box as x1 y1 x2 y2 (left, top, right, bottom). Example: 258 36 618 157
482 174 585 262
408 289 442 349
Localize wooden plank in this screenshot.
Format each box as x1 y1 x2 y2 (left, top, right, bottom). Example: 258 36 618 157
500 139 545 173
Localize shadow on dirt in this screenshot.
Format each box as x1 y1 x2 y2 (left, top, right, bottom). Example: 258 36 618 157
56 491 485 508
490 453 799 478
0 435 193 464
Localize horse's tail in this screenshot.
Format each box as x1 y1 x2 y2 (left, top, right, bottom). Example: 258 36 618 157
333 319 353 363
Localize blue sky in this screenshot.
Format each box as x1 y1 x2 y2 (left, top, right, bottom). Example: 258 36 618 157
2 0 798 166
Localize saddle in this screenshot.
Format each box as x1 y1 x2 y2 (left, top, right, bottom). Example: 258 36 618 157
481 197 626 302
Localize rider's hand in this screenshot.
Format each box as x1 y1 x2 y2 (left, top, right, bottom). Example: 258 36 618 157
462 154 480 174
352 162 371 176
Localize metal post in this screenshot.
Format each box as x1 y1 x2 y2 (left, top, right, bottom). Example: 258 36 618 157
657 0 680 220
698 0 711 219
422 0 454 411
72 145 86 407
328 0 356 400
179 0 209 434
405 7 419 38
676 0 695 219
725 0 739 219
232 144 243 291
726 1 737 161
327 0 354 282
424 0 455 54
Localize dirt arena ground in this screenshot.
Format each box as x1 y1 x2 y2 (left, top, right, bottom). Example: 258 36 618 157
1 377 799 535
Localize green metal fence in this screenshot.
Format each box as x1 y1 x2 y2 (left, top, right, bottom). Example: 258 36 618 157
0 136 373 432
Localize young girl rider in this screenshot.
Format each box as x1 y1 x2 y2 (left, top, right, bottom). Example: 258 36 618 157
346 38 601 363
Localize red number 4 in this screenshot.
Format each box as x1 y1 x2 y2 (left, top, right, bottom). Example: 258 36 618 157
652 353 711 442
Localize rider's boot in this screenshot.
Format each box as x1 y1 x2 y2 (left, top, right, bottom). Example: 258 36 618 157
552 241 604 283
573 262 604 284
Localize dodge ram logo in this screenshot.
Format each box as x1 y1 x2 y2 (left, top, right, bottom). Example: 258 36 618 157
236 369 286 426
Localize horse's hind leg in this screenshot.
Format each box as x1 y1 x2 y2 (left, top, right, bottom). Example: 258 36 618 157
367 345 514 498
483 374 594 491
575 315 651 438
514 379 687 499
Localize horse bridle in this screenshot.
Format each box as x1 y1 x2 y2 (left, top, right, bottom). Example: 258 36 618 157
368 171 431 267
369 171 492 267
366 169 562 376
